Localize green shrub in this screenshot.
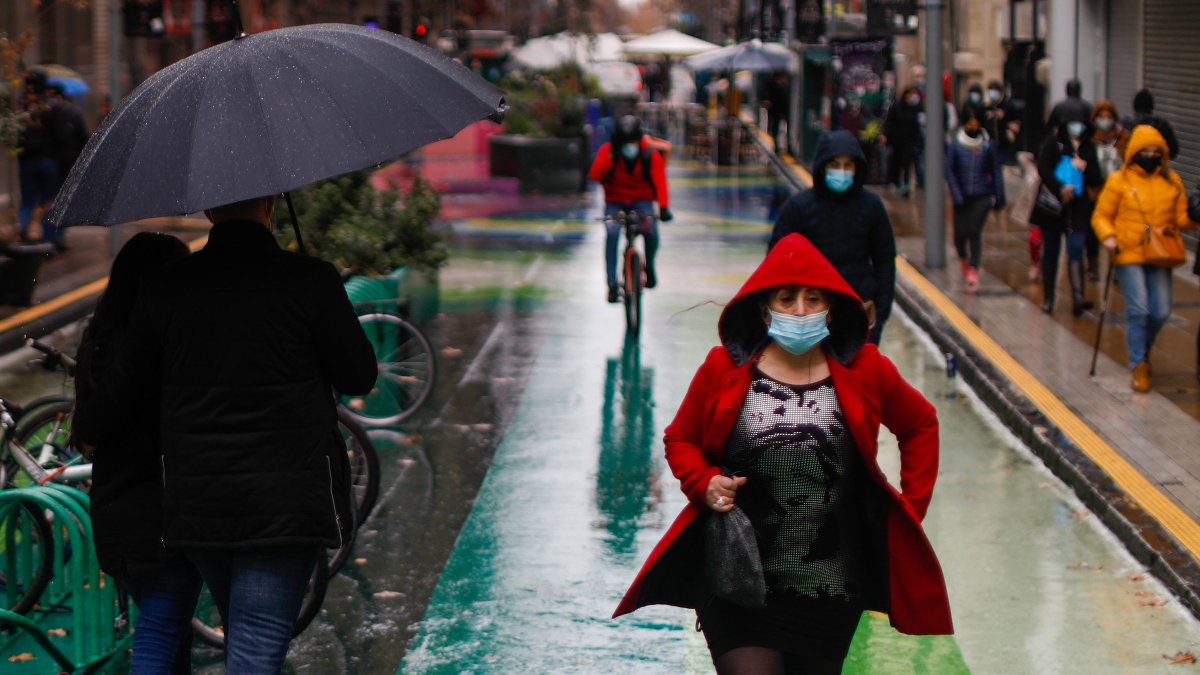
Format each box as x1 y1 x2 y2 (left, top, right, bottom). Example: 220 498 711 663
498 63 600 139
274 170 447 276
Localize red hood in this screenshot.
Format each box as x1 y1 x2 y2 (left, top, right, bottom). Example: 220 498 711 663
718 234 871 366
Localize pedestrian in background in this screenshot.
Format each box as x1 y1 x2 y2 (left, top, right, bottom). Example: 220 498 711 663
1092 125 1196 393
761 71 791 153
769 130 896 344
1046 79 1093 137
945 106 1006 293
41 83 89 250
1087 100 1129 280
982 80 1019 164
76 197 378 672
16 71 64 249
72 232 200 675
1124 89 1179 160
614 234 951 675
1031 111 1103 316
879 86 922 197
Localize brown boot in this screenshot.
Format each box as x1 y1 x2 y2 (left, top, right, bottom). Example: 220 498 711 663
1132 362 1152 393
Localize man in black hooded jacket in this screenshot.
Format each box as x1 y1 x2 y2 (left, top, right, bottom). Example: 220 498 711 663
1124 89 1179 160
77 196 377 672
769 130 897 344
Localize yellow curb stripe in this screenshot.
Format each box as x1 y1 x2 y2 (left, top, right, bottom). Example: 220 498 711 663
0 235 209 338
896 256 1200 558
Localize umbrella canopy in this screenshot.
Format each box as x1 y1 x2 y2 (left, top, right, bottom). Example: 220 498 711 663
683 40 794 72
622 29 720 57
510 32 624 69
48 77 90 96
49 23 505 229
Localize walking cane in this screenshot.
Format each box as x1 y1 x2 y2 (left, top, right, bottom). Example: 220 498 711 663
1089 251 1117 377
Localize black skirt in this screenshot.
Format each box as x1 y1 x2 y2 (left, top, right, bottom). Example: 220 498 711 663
699 595 866 660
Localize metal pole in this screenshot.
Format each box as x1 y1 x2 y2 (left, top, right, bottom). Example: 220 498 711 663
109 0 123 259
924 0 946 268
192 0 204 53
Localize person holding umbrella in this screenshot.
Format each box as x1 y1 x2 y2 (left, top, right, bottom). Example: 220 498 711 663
53 22 507 671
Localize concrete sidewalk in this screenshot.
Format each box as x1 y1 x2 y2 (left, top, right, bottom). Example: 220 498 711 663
876 184 1200 527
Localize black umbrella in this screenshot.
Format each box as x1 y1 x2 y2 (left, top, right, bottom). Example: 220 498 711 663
48 22 505 252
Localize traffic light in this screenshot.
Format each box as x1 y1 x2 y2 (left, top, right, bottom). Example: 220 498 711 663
413 20 430 41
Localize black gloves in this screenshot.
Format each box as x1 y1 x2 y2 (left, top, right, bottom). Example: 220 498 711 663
659 206 673 222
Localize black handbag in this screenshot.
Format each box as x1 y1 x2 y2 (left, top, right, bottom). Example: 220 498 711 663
1034 181 1064 217
705 478 767 609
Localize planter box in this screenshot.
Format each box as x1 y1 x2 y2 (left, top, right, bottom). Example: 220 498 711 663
489 135 584 194
344 266 440 328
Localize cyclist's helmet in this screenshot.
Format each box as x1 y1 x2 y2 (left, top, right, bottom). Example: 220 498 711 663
612 115 644 157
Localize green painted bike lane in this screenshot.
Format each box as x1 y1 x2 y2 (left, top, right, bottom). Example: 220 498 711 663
399 167 1200 674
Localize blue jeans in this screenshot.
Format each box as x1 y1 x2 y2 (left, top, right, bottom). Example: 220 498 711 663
1114 264 1173 369
17 156 61 243
122 565 205 675
605 201 658 287
186 548 319 675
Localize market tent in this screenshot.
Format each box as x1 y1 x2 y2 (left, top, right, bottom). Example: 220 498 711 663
684 40 794 72
622 29 720 57
511 32 625 69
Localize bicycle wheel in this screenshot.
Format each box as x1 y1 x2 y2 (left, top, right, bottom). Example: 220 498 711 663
339 408 380 524
8 401 81 490
0 501 54 615
191 554 331 648
623 250 643 338
341 313 436 427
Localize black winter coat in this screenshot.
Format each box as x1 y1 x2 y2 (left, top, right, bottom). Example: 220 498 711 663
75 221 377 550
1030 122 1104 232
79 352 188 577
883 101 922 148
769 130 897 327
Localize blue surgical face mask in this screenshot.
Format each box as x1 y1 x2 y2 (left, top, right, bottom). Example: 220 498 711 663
767 309 830 355
621 143 639 160
825 168 854 193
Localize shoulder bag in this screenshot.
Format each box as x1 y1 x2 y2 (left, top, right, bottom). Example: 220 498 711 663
1123 171 1187 267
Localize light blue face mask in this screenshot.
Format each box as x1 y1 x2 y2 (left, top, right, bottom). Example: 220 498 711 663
1066 121 1085 139
767 309 830 355
621 143 640 160
825 168 854 193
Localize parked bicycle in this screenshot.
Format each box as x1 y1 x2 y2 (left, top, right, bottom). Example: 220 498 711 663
341 306 437 428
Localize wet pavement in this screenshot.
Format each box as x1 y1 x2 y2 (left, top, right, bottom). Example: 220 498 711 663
3 159 1200 673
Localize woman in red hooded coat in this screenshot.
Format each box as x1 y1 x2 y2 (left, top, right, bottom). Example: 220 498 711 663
613 234 952 674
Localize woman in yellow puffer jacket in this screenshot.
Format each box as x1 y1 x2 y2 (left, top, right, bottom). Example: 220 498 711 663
1092 125 1197 392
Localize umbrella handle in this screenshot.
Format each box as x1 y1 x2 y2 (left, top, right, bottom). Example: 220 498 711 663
284 191 306 256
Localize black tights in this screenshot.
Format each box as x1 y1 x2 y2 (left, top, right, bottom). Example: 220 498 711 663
715 646 846 675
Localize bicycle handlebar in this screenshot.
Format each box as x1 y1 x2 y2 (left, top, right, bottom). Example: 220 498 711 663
26 339 76 375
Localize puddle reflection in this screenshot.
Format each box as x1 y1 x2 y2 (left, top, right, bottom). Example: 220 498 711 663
595 335 661 559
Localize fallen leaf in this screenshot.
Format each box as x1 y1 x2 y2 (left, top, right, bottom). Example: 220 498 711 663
1137 591 1158 598
46 628 67 637
1163 651 1196 664
1129 573 1145 581
441 347 462 357
1071 510 1090 518
354 558 367 565
1067 563 1091 571
405 435 422 444
398 458 415 467
472 423 493 431
1038 482 1055 489
1141 599 1170 607
453 424 470 432
214 626 224 634
7 654 36 662
374 591 405 599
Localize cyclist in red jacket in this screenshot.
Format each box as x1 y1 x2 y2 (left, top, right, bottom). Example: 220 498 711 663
590 116 672 303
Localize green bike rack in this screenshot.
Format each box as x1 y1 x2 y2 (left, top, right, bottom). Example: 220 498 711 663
0 486 132 673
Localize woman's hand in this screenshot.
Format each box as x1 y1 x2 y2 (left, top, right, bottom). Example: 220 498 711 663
1103 236 1117 252
707 474 748 512
1071 157 1087 172
1060 185 1076 203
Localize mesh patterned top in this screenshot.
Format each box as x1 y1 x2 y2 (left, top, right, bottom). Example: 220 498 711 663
724 368 867 602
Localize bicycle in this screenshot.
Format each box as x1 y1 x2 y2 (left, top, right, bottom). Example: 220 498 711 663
607 209 653 338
